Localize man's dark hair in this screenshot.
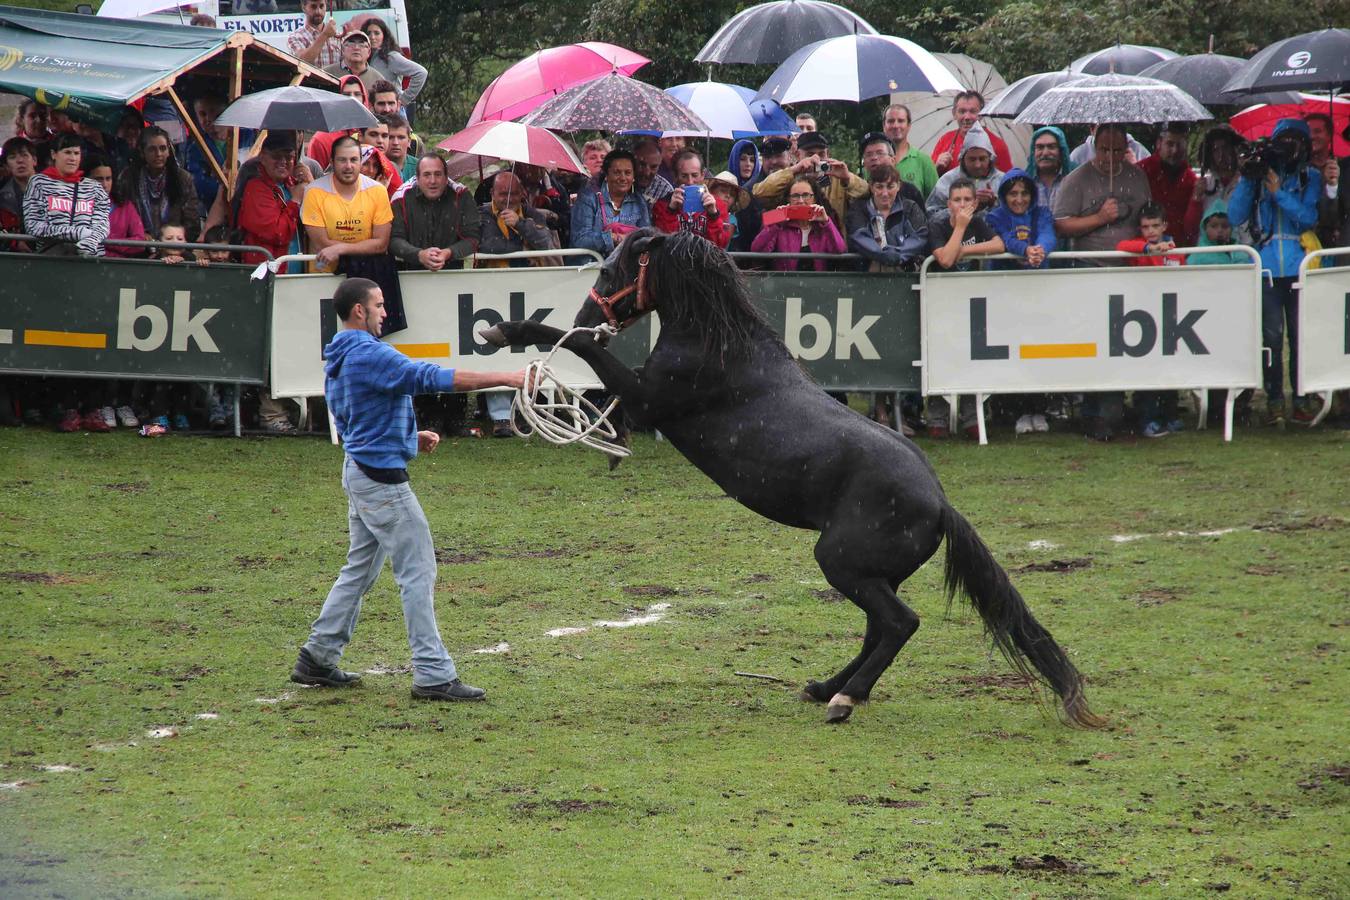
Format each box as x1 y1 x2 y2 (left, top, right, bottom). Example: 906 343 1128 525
1 136 36 162
884 103 911 121
415 152 447 175
1138 200 1166 223
1304 112 1333 134
370 80 399 100
948 177 976 197
953 90 985 109
1095 123 1128 143
193 91 228 112
383 113 410 132
631 137 660 155
600 148 636 177
672 148 703 171
334 277 379 320
331 135 361 158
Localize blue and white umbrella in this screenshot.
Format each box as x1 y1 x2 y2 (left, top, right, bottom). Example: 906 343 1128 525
755 34 963 105
650 82 798 138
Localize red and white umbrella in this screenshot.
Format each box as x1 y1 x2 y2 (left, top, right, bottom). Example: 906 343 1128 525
466 42 650 126
437 121 585 177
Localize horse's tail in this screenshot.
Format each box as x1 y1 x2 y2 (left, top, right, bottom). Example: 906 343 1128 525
940 504 1106 728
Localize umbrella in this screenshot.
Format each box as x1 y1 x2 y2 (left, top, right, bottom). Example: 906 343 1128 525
984 69 1081 118
695 0 877 65
755 34 963 105
215 86 376 132
1219 29 1350 95
1139 54 1300 107
1014 73 1211 126
465 42 650 127
1230 93 1350 157
96 0 192 18
437 121 585 175
1070 43 1178 76
522 73 709 133
641 82 796 139
891 52 1032 173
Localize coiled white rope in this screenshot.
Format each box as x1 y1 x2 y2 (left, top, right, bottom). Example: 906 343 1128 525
510 323 631 458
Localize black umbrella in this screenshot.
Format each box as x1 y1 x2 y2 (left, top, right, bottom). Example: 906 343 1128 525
1070 43 1178 76
215 86 376 132
1219 28 1350 95
983 69 1081 118
1140 54 1300 107
694 0 877 65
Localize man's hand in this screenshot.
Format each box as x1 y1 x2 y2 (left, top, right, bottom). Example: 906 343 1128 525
318 16 337 39
417 430 440 453
1097 197 1120 224
1324 157 1339 187
701 186 717 213
1264 169 1281 194
316 243 344 268
668 191 683 211
499 207 520 228
418 247 445 271
975 187 997 208
827 159 850 181
793 154 822 175
935 149 954 170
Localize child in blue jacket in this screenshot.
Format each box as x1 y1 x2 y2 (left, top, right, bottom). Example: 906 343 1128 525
986 169 1055 269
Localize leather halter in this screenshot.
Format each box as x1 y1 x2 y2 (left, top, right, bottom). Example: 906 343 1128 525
588 252 650 331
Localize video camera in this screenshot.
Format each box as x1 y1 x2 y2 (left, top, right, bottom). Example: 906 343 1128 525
1237 136 1296 180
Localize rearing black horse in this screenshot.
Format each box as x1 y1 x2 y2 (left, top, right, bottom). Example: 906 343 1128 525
481 230 1103 727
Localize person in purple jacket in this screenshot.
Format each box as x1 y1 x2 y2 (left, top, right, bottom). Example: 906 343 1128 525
291 278 526 703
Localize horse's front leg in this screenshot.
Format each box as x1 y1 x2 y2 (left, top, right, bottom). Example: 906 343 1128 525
479 320 649 411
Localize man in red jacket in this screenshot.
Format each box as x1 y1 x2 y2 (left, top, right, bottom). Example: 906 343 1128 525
931 91 1013 175
652 149 730 248
237 132 312 270
1139 123 1198 247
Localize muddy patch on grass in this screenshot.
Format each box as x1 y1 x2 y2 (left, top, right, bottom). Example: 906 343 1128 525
811 588 845 602
744 573 773 584
847 795 927 809
623 584 678 598
1135 587 1184 607
175 585 216 595
0 571 78 585
103 481 148 493
1014 558 1092 574
1254 516 1345 533
233 555 271 570
1297 763 1349 790
512 799 614 816
972 854 1108 877
502 547 573 560
951 673 1037 700
435 549 488 564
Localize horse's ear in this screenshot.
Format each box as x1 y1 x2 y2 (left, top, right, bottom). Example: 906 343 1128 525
629 231 668 257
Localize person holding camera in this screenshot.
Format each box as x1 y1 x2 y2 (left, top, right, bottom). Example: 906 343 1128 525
652 149 730 248
752 131 868 227
1228 118 1324 427
751 175 845 271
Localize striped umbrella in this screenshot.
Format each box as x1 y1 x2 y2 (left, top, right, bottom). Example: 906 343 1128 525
755 34 963 104
436 121 585 174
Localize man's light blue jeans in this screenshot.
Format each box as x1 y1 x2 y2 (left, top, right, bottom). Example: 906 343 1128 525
303 456 456 687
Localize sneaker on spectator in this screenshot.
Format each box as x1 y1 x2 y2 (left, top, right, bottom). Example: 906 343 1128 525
263 418 297 435
1084 416 1112 442
57 409 82 432
926 422 950 439
963 423 981 440
81 410 112 432
1142 420 1169 439
1014 414 1035 435
115 405 139 428
1264 400 1286 428
208 400 228 429
492 420 513 438
1032 414 1049 433
172 413 190 432
1166 418 1185 433
98 406 117 429
1290 403 1317 425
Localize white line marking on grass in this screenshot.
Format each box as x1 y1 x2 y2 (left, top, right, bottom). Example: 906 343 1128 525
1027 540 1060 550
1111 527 1243 543
546 626 589 637
194 713 219 720
472 642 511 654
546 603 673 638
1 781 32 791
145 727 179 738
37 765 79 773
254 692 296 703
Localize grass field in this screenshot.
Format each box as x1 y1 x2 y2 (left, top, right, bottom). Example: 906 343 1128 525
1 425 1346 898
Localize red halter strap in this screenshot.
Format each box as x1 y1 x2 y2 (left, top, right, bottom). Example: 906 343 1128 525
588 252 650 330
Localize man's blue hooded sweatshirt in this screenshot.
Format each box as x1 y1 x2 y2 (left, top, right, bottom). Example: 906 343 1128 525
324 329 457 469
985 169 1056 269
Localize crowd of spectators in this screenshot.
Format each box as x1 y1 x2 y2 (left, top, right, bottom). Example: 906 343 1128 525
1 58 1346 438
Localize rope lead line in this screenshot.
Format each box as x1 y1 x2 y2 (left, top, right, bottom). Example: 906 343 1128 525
510 323 632 458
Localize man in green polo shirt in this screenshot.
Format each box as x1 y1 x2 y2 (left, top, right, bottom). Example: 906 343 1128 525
883 103 938 201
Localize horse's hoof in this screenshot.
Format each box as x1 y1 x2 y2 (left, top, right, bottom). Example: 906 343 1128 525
800 680 830 703
825 703 853 724
477 325 508 348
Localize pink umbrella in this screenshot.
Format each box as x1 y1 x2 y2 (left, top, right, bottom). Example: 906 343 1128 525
466 42 650 126
1230 93 1350 157
437 121 585 178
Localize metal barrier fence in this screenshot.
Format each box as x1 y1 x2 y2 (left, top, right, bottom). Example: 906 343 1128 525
1296 247 1350 426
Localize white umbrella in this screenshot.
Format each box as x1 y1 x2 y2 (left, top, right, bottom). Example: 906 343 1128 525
890 53 1032 173
756 34 963 104
1014 73 1211 126
96 0 194 18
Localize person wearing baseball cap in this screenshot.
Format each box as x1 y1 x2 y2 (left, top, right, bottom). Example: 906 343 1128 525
752 129 867 225
324 29 382 96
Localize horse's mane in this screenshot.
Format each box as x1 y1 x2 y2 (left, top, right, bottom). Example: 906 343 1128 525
641 230 767 362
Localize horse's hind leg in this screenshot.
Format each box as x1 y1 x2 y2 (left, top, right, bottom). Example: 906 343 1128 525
801 614 882 705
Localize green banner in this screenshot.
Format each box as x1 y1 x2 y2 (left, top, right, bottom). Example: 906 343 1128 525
610 271 921 392
0 5 224 130
0 253 269 383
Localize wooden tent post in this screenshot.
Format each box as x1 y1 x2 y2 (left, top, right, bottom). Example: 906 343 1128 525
163 86 228 190
226 44 244 197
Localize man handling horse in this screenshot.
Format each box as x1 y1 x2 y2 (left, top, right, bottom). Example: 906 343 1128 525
290 277 527 702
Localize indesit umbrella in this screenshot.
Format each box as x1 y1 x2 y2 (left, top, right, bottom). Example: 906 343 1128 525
695 0 877 65
215 85 376 132
890 52 1032 173
755 34 963 105
1220 29 1350 96
522 73 709 133
1139 54 1299 107
984 69 1081 118
437 121 585 175
466 42 650 126
1015 73 1211 126
1070 43 1178 76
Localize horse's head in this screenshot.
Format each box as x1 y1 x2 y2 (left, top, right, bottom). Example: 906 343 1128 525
576 229 668 337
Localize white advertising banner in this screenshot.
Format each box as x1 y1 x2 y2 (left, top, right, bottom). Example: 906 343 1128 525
269 267 604 399
1298 263 1350 394
921 263 1263 395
